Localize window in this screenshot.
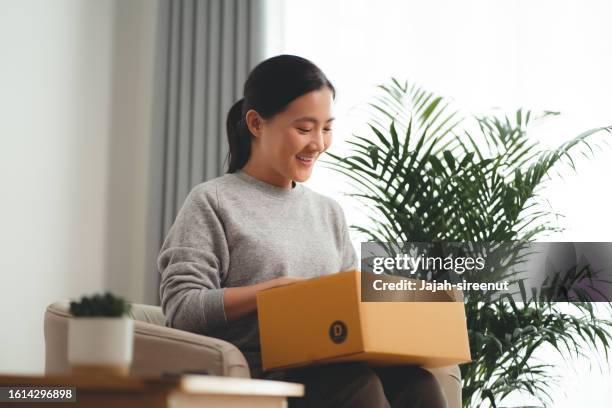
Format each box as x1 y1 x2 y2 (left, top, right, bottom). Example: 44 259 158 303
263 1 612 406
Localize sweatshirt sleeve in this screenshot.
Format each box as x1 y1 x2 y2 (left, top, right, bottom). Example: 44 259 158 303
157 183 229 335
337 203 359 272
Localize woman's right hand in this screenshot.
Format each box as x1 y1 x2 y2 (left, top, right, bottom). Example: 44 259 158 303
266 276 307 288
223 276 308 322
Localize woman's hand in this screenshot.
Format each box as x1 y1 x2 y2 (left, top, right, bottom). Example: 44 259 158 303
266 276 307 288
223 276 308 322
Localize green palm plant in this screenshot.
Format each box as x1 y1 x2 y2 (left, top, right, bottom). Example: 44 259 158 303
323 79 612 407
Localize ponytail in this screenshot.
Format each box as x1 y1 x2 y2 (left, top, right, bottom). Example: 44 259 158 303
225 98 251 173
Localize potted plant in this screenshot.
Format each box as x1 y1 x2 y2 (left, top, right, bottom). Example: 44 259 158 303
68 292 133 376
324 79 612 407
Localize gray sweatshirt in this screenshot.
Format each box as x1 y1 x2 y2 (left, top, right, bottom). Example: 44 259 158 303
157 169 358 377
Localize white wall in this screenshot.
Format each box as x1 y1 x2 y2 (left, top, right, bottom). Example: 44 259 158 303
0 0 157 374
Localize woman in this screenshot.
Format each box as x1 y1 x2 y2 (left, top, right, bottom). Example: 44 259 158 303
158 54 447 408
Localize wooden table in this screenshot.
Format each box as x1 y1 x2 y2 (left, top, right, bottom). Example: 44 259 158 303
0 373 304 407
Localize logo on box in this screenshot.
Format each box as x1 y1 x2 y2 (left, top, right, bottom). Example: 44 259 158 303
329 320 347 344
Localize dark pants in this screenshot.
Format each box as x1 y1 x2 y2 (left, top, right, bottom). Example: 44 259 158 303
258 362 448 408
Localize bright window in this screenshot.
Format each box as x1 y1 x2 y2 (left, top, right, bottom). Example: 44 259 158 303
263 1 612 406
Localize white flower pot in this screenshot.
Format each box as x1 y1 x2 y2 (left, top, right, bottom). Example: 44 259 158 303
68 317 133 376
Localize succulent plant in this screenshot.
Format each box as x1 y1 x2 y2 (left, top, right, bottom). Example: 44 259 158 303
69 292 132 317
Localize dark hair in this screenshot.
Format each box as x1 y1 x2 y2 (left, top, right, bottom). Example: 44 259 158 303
225 54 335 173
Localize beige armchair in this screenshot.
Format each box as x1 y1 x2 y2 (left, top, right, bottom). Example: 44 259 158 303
44 301 463 407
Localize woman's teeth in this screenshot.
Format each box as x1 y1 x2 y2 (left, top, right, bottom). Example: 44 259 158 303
296 155 315 163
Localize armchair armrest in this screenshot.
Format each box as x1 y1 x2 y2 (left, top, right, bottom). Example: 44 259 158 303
44 302 251 378
131 320 250 378
427 365 462 408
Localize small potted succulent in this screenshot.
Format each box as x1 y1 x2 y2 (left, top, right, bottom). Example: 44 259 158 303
68 292 133 376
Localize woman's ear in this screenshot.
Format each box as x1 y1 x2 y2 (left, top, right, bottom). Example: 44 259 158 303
245 109 264 139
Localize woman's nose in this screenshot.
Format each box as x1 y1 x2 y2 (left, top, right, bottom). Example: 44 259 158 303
309 129 325 151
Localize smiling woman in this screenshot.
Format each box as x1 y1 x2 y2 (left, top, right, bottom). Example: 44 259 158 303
157 54 447 408
242 88 335 185
226 55 336 188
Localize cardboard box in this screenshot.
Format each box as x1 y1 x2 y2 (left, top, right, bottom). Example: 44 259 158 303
256 269 471 372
